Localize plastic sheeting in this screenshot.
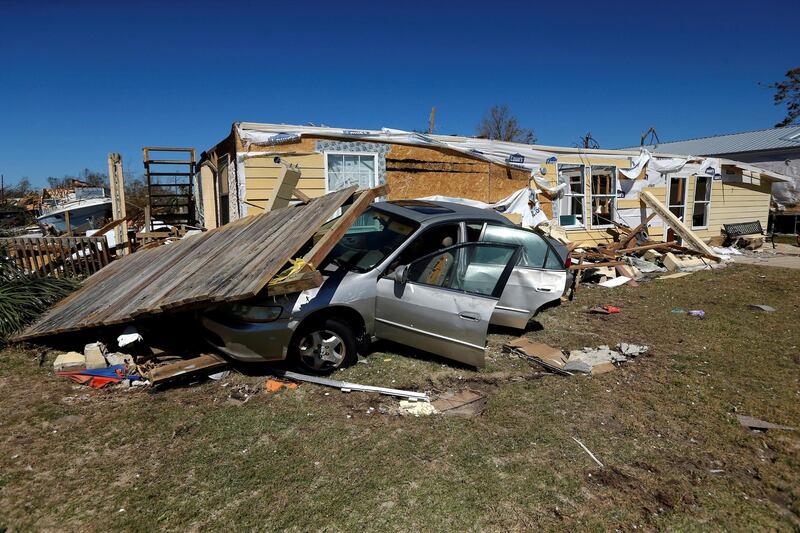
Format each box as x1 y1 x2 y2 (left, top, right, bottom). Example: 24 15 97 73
420 187 547 228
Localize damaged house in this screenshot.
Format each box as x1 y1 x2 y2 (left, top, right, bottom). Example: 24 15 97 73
195 123 791 246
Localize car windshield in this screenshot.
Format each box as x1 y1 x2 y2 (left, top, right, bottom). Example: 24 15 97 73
323 207 419 272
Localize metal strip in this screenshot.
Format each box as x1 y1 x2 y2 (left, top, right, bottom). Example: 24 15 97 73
375 317 485 351
278 370 429 401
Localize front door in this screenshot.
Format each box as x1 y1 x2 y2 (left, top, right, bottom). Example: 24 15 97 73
375 242 521 367
665 176 687 242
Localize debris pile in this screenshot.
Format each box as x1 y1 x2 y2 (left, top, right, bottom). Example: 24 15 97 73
505 338 649 376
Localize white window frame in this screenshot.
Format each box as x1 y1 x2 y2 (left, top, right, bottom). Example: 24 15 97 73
323 151 378 193
557 164 586 228
665 174 688 222
691 174 713 229
589 165 617 229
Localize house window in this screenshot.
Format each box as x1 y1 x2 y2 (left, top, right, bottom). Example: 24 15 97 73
589 166 616 228
558 164 585 227
692 175 712 228
667 176 687 222
325 153 377 192
325 152 379 230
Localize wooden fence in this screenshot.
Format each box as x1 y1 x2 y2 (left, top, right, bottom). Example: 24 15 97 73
0 236 112 278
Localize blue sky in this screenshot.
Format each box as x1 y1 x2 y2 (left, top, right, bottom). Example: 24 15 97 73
1 0 798 187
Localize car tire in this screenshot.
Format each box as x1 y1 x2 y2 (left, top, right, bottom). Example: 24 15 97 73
291 317 358 374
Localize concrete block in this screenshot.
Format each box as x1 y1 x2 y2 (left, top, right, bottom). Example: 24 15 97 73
663 253 708 272
83 342 107 370
643 249 663 263
54 352 85 372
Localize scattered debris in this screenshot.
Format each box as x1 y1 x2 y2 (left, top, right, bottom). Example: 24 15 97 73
587 304 621 314
747 304 776 313
399 400 437 417
598 276 631 288
148 353 228 385
229 384 258 403
432 389 487 418
688 310 705 318
572 436 604 467
57 365 142 389
265 378 299 393
617 343 649 357
658 272 693 280
117 326 143 348
736 414 796 432
505 338 570 375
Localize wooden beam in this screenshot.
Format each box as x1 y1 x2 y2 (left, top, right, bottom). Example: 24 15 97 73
302 184 389 269
94 217 126 237
267 270 323 296
107 153 129 255
616 241 679 254
265 164 302 211
148 354 227 385
569 260 624 270
292 188 311 204
640 191 719 260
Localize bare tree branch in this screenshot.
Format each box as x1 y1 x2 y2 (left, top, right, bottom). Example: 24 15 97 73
476 105 537 144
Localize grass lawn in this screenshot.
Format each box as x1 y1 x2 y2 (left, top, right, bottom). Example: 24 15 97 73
1 263 799 531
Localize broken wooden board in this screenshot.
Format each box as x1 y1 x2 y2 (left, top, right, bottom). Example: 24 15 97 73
14 186 367 341
149 353 227 385
640 191 719 260
265 164 302 211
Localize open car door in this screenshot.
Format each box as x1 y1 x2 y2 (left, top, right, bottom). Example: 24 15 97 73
374 242 521 368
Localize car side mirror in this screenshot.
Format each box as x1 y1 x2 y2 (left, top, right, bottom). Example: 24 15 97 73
394 265 408 284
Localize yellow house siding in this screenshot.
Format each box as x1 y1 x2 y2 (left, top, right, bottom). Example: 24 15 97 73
243 153 326 215
690 180 771 240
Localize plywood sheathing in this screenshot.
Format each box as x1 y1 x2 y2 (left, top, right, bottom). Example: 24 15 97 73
14 187 358 342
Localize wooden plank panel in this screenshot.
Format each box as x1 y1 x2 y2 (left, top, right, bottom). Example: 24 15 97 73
14 187 366 341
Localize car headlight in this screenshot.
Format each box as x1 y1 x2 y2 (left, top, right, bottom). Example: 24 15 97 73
228 304 283 323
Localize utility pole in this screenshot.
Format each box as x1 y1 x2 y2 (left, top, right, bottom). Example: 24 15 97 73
428 106 436 134
1 174 4 205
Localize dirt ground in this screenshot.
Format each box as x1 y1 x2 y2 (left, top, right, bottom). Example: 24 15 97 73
1 263 799 531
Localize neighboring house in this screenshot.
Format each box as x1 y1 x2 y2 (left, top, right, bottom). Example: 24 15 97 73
195 122 791 246
639 125 800 234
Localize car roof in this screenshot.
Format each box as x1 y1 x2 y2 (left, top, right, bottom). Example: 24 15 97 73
372 199 513 225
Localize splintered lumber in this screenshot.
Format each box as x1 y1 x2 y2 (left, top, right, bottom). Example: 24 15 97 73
14 186 366 341
149 353 227 384
618 212 656 248
569 261 624 270
616 241 679 254
292 188 311 204
640 191 719 260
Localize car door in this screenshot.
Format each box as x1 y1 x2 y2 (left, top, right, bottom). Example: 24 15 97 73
374 242 521 368
468 223 568 329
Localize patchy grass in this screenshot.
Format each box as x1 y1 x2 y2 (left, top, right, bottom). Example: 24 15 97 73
1 264 799 531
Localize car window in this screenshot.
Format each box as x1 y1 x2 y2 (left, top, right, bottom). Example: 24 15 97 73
480 224 548 268
544 245 564 269
323 207 418 272
406 243 519 298
389 223 459 272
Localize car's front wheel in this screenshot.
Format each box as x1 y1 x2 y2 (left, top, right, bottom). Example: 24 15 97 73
291 317 357 374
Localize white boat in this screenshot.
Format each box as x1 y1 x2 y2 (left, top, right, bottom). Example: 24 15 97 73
37 187 113 233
